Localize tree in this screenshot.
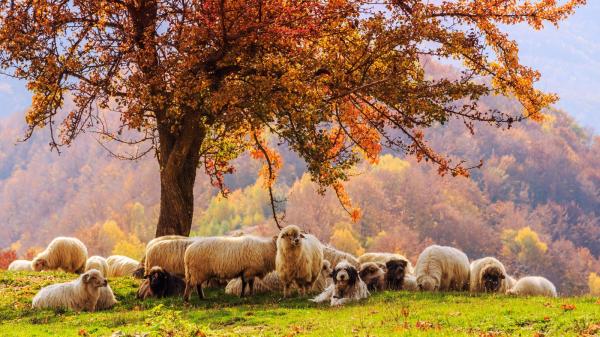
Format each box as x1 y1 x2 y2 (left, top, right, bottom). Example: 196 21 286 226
0 0 584 236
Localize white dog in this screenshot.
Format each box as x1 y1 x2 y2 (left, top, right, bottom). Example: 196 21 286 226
311 260 369 306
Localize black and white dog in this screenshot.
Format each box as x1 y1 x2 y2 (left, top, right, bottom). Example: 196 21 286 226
311 260 369 306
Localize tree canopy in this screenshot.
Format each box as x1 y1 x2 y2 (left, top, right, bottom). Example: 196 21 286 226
0 0 585 235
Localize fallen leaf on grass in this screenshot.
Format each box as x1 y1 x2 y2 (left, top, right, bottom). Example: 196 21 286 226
543 316 550 321
78 329 88 336
560 304 576 311
533 333 545 337
580 323 600 337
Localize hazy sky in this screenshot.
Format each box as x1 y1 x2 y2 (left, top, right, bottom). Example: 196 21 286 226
0 3 598 132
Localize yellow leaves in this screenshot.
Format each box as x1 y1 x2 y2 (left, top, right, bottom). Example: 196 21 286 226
588 273 600 296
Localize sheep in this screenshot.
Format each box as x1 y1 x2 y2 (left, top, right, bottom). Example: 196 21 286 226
311 260 369 306
32 269 107 312
358 252 414 274
106 255 139 277
323 245 360 267
359 262 386 292
143 237 198 277
96 285 118 310
224 260 333 296
85 256 109 277
137 266 185 299
184 235 278 301
469 257 509 293
506 275 518 289
414 245 470 292
8 260 33 271
32 237 88 274
403 274 419 291
506 276 557 297
134 235 189 278
276 225 324 297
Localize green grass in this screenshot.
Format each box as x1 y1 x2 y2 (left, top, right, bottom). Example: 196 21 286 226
1 271 599 336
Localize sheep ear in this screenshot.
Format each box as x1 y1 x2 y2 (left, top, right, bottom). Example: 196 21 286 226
500 274 506 279
299 234 306 239
82 274 90 283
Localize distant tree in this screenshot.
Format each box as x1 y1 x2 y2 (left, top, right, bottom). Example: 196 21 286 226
0 249 16 269
0 0 584 236
589 273 600 296
329 222 365 257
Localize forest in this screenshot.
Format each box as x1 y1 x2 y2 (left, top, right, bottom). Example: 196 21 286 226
1 92 599 295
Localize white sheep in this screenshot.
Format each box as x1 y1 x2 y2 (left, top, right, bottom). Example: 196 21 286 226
276 225 324 297
144 237 198 277
106 255 139 277
32 269 107 311
414 245 470 292
507 276 557 297
8 260 33 271
311 260 369 306
85 256 109 277
184 235 278 300
358 252 414 274
32 237 88 273
506 275 518 289
469 257 509 293
224 260 333 296
96 284 118 310
403 274 419 291
323 245 360 267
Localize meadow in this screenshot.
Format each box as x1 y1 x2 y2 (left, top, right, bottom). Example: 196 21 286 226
0 271 599 337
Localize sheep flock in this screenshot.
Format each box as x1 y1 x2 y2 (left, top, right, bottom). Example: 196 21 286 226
6 225 561 311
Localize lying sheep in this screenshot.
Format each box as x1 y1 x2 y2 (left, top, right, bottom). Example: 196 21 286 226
96 285 118 310
225 260 333 296
506 275 518 289
507 276 557 297
276 225 324 297
311 260 369 306
32 269 108 311
414 245 470 292
32 237 88 274
8 260 33 271
403 274 419 291
358 252 414 274
106 255 139 277
323 245 360 267
134 235 189 278
359 262 386 291
184 235 278 301
469 257 509 293
137 266 185 299
144 237 198 277
85 256 109 277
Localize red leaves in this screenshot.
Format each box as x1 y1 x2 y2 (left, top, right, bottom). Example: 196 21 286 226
560 303 576 311
0 249 17 270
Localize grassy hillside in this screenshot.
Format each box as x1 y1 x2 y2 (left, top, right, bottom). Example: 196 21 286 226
1 271 599 336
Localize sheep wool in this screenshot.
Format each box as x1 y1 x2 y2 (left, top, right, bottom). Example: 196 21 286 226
184 235 278 300
32 269 107 312
144 237 199 277
276 225 324 297
96 284 118 310
106 255 140 277
32 237 88 274
135 235 190 278
469 257 509 293
414 245 470 292
507 276 557 297
8 260 33 271
323 245 360 268
85 256 109 277
358 252 414 274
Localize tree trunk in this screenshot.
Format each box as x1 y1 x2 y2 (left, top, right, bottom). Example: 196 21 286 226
155 116 205 237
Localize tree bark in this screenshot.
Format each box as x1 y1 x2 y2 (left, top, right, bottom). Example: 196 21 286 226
155 115 205 237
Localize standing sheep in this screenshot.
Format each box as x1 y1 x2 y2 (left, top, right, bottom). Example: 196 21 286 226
276 225 324 297
8 260 33 271
144 237 199 277
85 256 109 277
106 255 139 277
414 245 470 292
32 269 108 312
134 235 189 277
184 235 278 301
507 276 557 297
323 245 360 267
469 257 509 293
32 237 88 274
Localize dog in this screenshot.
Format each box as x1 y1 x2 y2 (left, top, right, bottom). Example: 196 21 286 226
311 260 369 306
